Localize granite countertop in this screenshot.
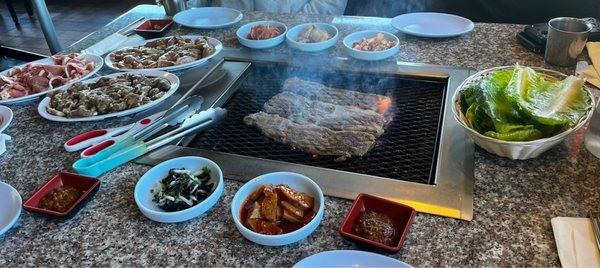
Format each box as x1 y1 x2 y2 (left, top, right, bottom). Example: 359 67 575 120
1 4 599 266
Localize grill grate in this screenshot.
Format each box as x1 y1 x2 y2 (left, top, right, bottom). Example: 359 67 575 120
189 63 447 184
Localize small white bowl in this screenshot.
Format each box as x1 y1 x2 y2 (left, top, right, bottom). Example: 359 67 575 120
134 156 224 223
231 172 325 246
452 66 595 160
0 181 21 236
343 30 399 61
285 23 339 52
236 20 287 49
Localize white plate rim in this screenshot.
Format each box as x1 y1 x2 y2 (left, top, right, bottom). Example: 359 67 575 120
391 12 474 38
0 105 13 133
293 250 410 267
104 35 223 72
173 7 243 29
0 181 22 236
37 70 180 122
0 54 104 105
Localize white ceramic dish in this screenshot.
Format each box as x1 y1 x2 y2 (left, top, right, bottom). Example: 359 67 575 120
0 105 13 133
37 70 179 122
452 66 595 159
173 7 243 29
134 156 224 223
0 54 103 105
231 172 324 246
294 250 411 267
342 30 399 61
285 23 339 52
104 35 223 72
236 21 287 49
0 181 21 236
391 12 474 38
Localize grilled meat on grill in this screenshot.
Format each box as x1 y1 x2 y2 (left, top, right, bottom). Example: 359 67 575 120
282 77 392 113
243 112 376 158
263 92 387 136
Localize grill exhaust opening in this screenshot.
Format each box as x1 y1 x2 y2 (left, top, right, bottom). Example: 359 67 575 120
188 62 447 185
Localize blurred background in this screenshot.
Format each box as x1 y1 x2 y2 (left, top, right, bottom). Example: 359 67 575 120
0 0 598 55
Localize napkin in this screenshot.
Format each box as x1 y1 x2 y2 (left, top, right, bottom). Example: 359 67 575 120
551 217 600 268
580 42 600 89
80 33 144 56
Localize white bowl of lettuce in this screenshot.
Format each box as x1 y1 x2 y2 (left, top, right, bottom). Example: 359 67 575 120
453 65 595 159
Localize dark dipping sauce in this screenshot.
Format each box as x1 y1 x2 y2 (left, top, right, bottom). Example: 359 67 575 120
39 185 82 213
240 184 316 235
353 211 398 246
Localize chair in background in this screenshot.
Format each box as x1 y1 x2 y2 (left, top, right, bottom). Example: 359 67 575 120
4 0 34 25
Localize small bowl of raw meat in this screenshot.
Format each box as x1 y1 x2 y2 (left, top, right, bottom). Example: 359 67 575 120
236 20 287 49
231 172 325 246
343 30 399 61
134 156 224 223
286 23 339 52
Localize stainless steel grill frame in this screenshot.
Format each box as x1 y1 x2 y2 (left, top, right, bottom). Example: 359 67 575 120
135 49 476 220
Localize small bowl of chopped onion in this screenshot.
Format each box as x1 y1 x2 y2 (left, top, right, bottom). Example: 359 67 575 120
134 156 224 223
343 30 399 61
285 23 339 52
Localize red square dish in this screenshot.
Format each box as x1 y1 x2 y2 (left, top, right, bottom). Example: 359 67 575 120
134 19 173 39
339 193 416 252
23 172 100 218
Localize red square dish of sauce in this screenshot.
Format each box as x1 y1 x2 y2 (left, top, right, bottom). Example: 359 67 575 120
23 172 100 218
339 193 416 252
134 19 173 39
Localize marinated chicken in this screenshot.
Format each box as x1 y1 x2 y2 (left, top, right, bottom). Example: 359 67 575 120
108 36 216 69
241 184 316 235
46 74 171 118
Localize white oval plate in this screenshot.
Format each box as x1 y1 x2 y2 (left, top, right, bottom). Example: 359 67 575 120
391 12 474 38
174 7 243 29
294 250 411 267
0 105 13 133
37 70 179 122
0 181 21 236
0 54 103 105
105 35 223 72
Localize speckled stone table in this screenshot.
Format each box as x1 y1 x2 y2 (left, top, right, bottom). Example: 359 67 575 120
1 5 599 267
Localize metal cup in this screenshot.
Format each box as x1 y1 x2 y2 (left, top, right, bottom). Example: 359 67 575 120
585 100 600 159
156 0 188 16
544 17 591 66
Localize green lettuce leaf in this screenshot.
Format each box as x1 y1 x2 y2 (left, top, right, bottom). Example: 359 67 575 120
505 65 591 127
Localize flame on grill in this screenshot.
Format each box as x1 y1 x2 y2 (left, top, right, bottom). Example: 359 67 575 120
377 97 392 115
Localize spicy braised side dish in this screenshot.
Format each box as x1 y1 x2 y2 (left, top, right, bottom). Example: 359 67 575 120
353 210 398 246
39 185 82 213
109 36 216 69
247 24 284 40
151 167 215 212
46 74 171 118
241 184 316 235
352 33 397 51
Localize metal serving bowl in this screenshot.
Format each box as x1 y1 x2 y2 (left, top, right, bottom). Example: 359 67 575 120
452 66 596 160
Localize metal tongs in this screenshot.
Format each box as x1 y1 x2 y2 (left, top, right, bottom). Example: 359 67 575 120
72 96 227 177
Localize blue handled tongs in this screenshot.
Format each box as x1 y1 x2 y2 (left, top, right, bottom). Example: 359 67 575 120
72 96 227 177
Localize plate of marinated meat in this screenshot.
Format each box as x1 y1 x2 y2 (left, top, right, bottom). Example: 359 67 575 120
243 77 392 161
0 53 103 104
105 35 222 72
37 70 179 122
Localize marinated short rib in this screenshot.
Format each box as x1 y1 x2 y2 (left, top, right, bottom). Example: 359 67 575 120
260 186 283 222
243 112 376 157
282 77 392 113
276 184 315 210
263 92 387 136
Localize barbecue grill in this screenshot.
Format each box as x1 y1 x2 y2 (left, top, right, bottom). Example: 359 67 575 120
136 49 475 220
